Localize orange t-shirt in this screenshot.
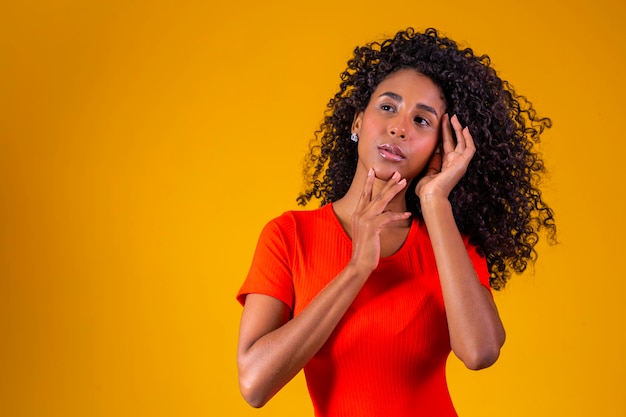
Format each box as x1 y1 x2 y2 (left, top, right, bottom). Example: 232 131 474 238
237 204 491 417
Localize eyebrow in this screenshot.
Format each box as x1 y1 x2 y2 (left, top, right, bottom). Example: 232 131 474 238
379 91 439 118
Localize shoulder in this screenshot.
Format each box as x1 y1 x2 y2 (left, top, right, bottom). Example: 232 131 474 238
264 204 334 234
256 205 338 257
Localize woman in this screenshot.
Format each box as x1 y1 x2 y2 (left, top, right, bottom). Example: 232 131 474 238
236 28 556 416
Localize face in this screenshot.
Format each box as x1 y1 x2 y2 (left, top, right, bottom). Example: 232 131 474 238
352 68 446 181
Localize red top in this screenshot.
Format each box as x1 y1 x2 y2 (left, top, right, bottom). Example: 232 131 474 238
237 204 491 417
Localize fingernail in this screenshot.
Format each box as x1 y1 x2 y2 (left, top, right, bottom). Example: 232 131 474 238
368 168 373 176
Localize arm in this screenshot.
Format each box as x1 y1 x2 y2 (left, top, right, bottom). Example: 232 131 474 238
416 114 505 370
421 196 505 369
237 265 369 407
237 170 411 407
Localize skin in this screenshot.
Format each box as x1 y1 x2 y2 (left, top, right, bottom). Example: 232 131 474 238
237 69 506 408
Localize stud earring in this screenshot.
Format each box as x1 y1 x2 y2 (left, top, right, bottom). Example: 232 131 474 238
350 132 359 142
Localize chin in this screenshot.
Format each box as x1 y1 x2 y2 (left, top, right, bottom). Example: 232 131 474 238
371 165 397 181
373 165 413 182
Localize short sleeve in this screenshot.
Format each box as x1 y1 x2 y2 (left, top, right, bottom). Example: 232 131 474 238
236 214 295 310
464 237 492 294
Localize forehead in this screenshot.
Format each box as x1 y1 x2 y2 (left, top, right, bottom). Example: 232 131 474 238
372 68 446 109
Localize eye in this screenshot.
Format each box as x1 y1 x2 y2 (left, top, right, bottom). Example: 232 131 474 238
414 116 430 126
379 104 395 112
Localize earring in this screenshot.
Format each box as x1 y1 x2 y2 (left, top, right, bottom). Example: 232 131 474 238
350 132 359 142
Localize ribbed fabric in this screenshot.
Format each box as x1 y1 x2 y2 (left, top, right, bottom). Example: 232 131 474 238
237 204 491 417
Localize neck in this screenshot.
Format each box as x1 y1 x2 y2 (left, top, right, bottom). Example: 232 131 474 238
334 167 410 219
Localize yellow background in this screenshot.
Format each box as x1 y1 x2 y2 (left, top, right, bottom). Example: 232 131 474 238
1 0 624 416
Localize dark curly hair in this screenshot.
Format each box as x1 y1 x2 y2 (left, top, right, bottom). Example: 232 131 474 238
297 27 556 290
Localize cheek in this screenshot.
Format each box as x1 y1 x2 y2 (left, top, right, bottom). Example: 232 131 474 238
414 134 439 155
408 135 439 171
361 116 381 134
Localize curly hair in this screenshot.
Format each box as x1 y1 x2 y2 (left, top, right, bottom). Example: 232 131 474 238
297 27 556 290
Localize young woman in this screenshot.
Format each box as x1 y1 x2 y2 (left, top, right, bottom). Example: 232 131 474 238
236 28 556 417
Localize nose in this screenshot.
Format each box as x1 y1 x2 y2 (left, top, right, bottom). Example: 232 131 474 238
389 124 407 139
389 114 409 139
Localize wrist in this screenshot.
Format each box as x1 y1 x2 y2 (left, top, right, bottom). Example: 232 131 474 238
419 195 454 227
345 259 375 281
419 193 451 211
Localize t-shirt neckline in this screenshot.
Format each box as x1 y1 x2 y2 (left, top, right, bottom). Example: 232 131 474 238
325 202 418 261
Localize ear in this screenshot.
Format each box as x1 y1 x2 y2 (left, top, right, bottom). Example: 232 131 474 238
351 111 364 134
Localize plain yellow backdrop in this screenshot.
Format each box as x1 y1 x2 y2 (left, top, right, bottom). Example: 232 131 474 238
1 0 625 416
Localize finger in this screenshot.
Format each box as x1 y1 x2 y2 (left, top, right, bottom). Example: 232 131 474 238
462 126 476 156
370 172 407 211
356 168 375 211
441 113 455 154
450 114 466 153
424 149 442 177
376 172 406 200
375 210 412 228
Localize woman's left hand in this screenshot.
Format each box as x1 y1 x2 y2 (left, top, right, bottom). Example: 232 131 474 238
415 114 475 200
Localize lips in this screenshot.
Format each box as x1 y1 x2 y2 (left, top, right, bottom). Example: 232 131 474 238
377 143 406 161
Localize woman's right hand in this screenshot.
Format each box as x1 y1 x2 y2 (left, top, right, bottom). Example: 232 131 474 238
349 168 411 274
238 169 410 408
